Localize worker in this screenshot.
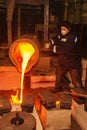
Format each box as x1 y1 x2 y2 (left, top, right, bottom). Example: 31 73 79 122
49 20 83 92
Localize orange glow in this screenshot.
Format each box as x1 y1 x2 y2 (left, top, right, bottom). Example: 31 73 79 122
34 95 47 129
56 100 60 108
18 42 35 103
10 89 20 104
56 101 60 105
11 42 35 104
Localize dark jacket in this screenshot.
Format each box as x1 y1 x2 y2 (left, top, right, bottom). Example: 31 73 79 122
49 31 81 70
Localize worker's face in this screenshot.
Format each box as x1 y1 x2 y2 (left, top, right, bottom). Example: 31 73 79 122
61 26 70 36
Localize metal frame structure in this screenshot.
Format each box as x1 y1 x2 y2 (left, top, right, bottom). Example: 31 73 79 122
1 0 49 48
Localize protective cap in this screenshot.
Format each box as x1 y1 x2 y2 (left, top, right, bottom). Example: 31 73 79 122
61 21 71 30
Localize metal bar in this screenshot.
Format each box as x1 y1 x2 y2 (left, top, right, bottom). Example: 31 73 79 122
6 0 16 46
44 0 49 43
18 5 21 38
64 90 87 99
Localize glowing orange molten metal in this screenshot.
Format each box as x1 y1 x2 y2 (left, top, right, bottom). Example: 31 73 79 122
10 42 35 104
56 100 60 108
19 42 35 103
56 101 60 105
9 37 39 73
9 36 39 105
10 89 20 104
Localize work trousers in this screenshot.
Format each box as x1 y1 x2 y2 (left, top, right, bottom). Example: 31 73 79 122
55 66 82 89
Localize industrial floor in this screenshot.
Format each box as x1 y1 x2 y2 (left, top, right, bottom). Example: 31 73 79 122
0 49 87 130
0 87 71 130
0 87 87 130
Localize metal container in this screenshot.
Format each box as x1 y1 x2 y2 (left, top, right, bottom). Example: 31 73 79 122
9 35 40 73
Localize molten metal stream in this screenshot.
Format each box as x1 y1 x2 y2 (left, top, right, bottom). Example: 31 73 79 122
19 42 35 103
10 42 35 104
9 36 40 105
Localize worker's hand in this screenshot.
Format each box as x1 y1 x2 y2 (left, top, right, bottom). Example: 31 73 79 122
44 43 50 49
